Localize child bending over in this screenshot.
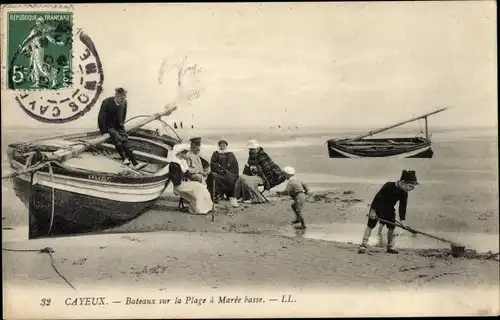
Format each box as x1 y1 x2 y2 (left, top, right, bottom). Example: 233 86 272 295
358 170 418 254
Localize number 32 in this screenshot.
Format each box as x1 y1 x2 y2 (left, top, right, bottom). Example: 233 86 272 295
40 298 51 306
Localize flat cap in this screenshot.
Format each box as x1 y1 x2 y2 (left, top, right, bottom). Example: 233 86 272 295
189 137 202 144
115 87 127 95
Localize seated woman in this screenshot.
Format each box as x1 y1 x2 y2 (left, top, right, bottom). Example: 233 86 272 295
207 140 239 201
229 139 287 207
168 149 213 215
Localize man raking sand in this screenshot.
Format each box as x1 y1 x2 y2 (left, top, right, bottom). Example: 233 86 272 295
358 170 418 254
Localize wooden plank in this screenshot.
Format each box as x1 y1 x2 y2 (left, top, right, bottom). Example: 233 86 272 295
100 143 170 165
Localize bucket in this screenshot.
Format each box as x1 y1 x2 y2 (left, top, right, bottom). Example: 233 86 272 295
451 244 466 258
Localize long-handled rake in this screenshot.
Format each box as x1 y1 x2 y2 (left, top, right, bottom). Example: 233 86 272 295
376 217 466 257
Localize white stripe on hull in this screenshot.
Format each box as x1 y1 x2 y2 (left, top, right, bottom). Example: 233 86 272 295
11 159 167 187
10 161 169 202
38 177 167 202
331 145 431 158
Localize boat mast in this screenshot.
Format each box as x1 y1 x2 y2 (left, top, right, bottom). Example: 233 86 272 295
425 116 429 140
47 106 178 162
348 107 449 141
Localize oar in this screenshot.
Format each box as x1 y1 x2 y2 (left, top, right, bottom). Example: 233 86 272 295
2 106 178 180
46 106 178 163
6 59 203 179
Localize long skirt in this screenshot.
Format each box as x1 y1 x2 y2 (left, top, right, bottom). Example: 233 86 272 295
233 174 267 203
207 172 238 198
173 181 213 214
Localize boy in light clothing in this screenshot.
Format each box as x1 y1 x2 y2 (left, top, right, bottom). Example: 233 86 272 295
277 166 310 230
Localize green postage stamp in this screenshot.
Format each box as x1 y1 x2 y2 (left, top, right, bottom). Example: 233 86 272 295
7 11 73 90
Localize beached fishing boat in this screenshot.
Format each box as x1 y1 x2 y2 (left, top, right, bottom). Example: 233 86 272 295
6 108 181 239
326 107 449 158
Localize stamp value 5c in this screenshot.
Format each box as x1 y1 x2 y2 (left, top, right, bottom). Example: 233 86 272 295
7 11 73 90
5 10 105 124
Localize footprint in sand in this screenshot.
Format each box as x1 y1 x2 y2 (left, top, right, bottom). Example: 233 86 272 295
122 235 145 243
72 258 87 265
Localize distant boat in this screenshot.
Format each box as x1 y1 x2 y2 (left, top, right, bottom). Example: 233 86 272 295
180 121 183 129
174 122 178 129
326 107 449 159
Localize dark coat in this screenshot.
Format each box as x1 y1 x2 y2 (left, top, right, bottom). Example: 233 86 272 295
244 147 286 190
168 162 193 187
208 151 239 196
210 151 239 177
98 97 127 134
370 182 408 221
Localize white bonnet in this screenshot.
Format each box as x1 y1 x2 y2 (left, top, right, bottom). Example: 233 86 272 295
283 166 295 175
247 139 260 149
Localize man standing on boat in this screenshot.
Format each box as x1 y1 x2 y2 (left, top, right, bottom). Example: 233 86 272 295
98 87 144 170
185 137 210 184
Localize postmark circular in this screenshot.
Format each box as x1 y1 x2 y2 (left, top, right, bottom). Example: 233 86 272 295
8 15 104 123
158 54 203 104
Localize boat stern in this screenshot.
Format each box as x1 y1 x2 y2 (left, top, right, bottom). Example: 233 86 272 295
407 147 434 158
327 139 350 158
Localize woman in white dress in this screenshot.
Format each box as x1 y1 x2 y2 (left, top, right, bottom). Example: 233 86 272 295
168 149 213 215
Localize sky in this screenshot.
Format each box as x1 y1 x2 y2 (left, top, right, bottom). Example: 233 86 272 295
1 1 497 129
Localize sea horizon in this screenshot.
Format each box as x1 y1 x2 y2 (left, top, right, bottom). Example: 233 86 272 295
1 123 497 131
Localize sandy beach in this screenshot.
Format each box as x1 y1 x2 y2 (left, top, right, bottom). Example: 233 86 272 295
3 186 500 317
2 128 499 318
2 2 498 317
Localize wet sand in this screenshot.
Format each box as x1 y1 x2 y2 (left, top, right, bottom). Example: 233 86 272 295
108 183 499 237
3 228 499 290
3 186 499 317
2 228 499 317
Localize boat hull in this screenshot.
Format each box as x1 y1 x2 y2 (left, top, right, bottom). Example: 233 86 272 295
327 138 434 158
28 182 157 239
11 169 168 239
7 128 177 239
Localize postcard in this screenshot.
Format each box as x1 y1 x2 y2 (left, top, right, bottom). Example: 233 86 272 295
1 2 498 318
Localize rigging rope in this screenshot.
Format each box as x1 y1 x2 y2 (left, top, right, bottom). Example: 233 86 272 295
47 162 56 235
24 152 35 170
124 115 182 141
3 149 58 236
2 161 49 180
2 247 76 290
